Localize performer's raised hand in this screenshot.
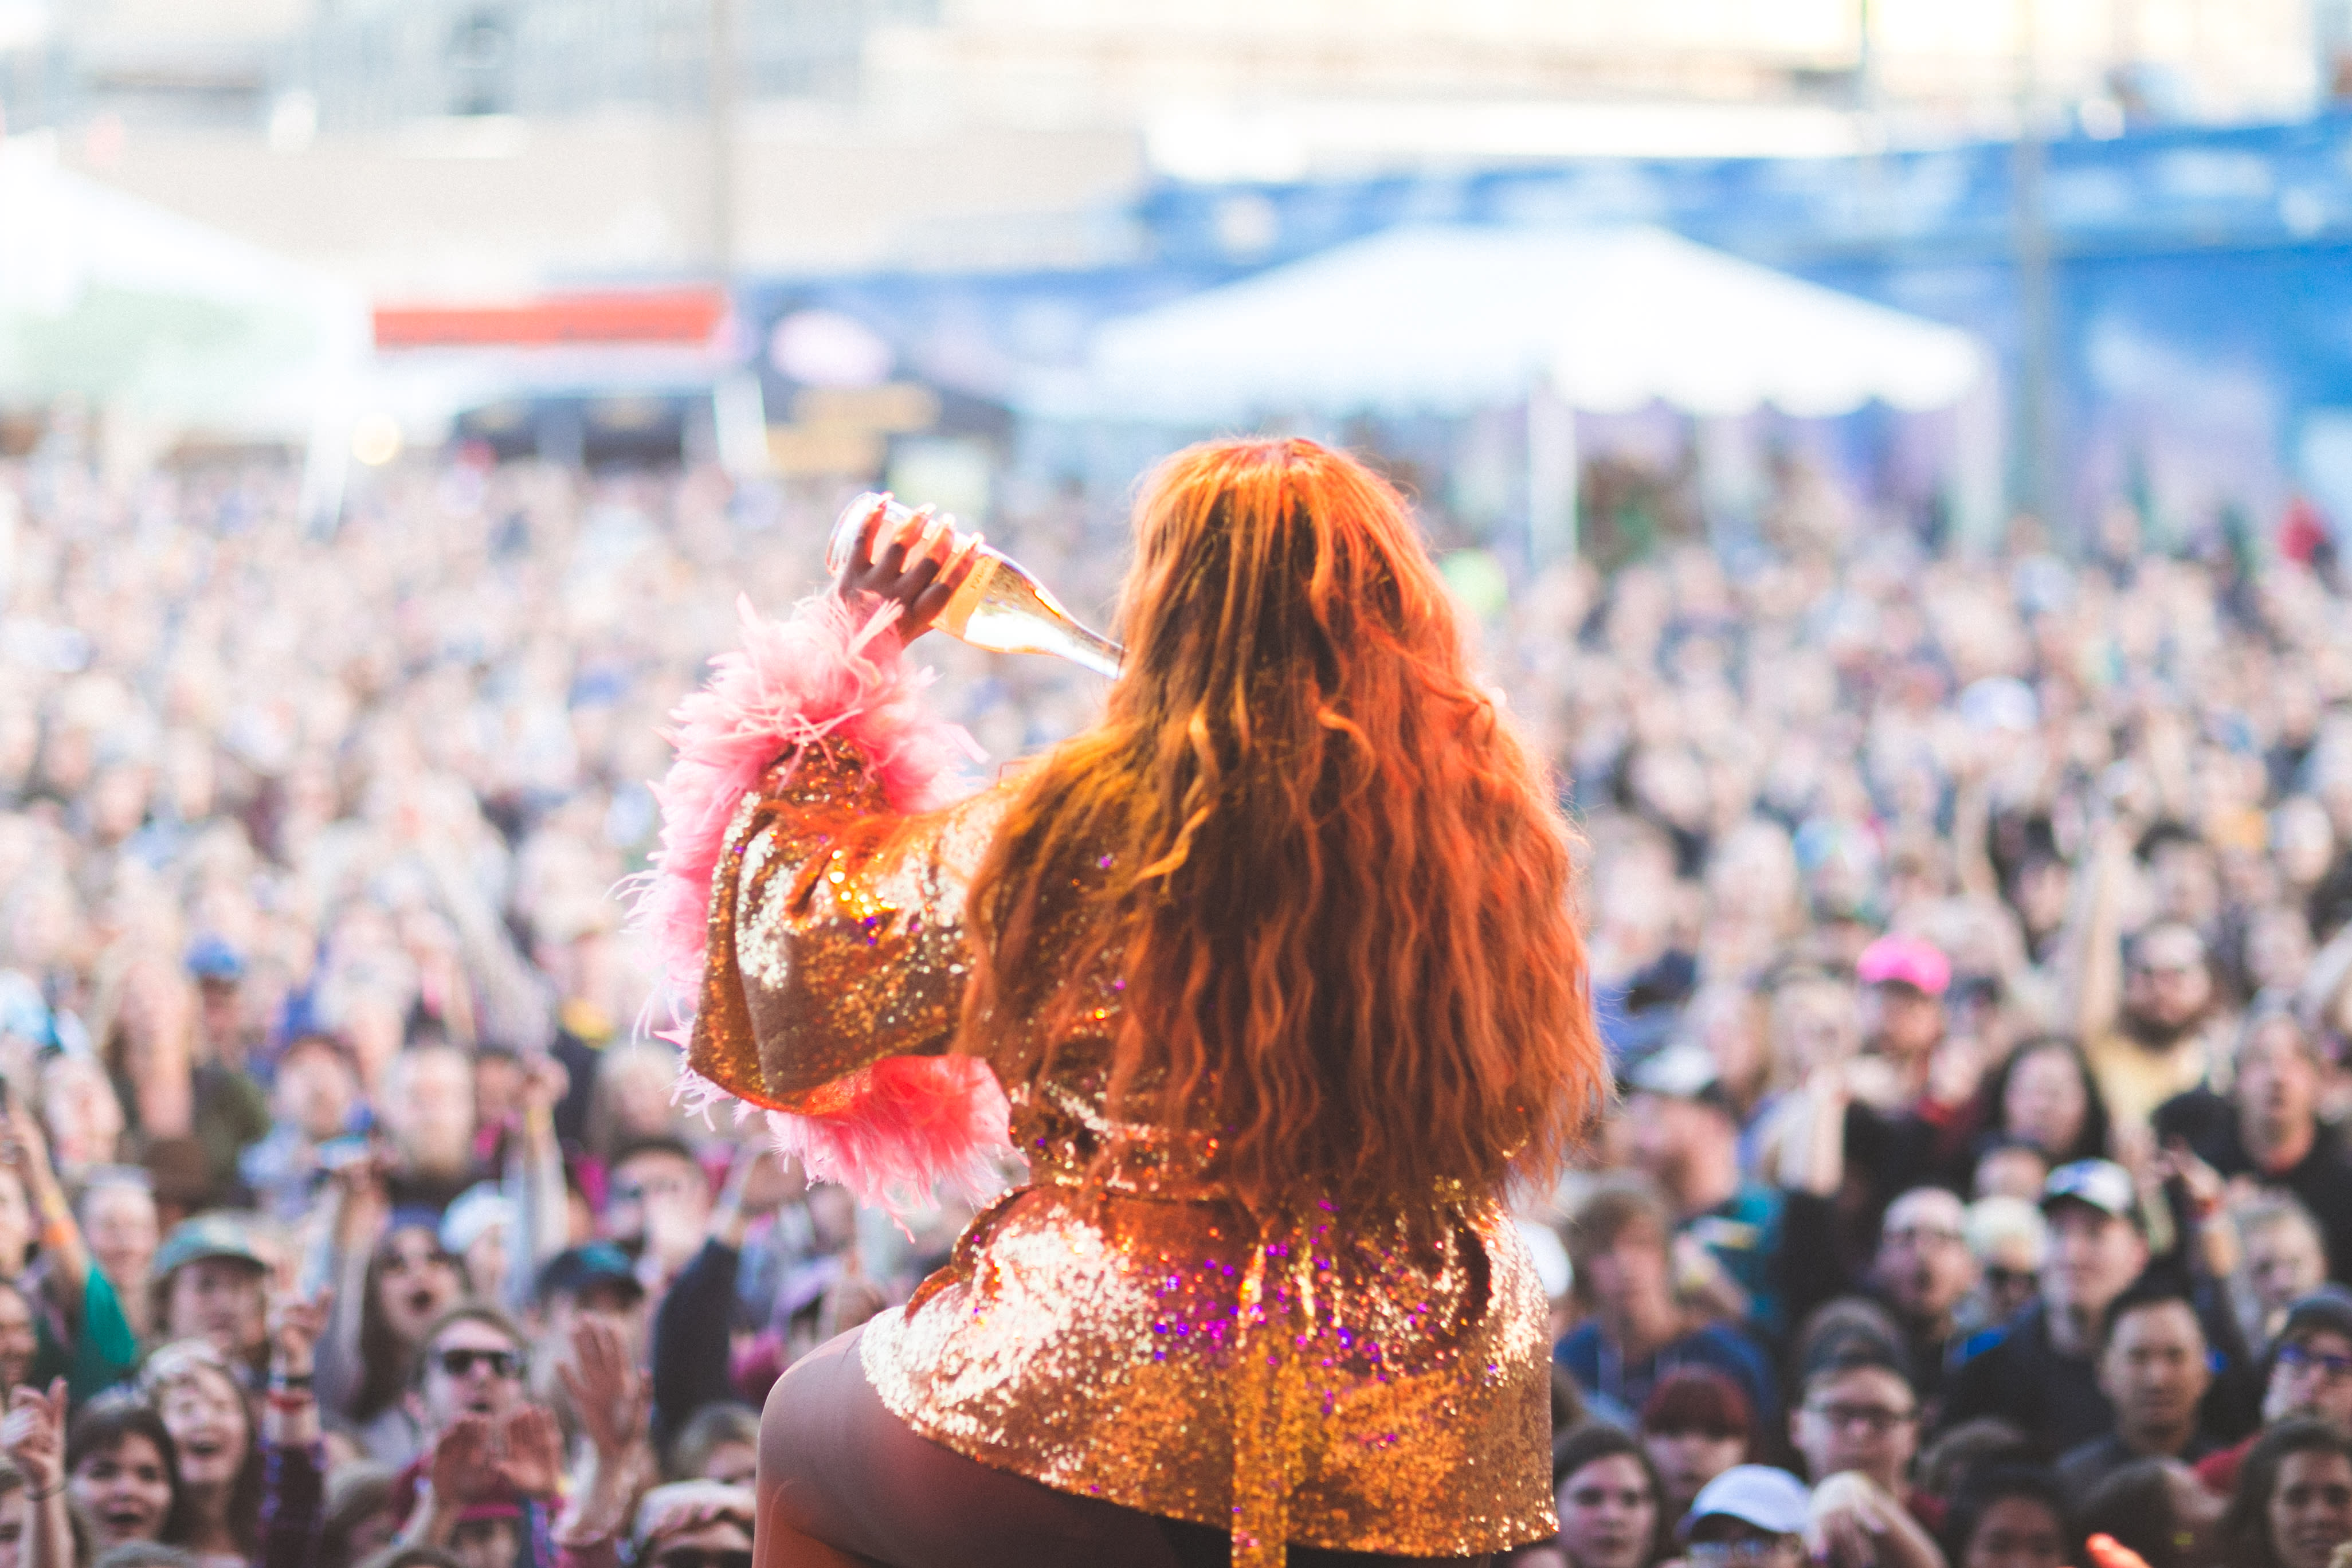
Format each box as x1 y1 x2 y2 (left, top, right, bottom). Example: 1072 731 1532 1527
834 493 983 640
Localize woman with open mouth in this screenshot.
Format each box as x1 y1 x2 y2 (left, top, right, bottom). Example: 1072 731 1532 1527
142 1338 261 1568
3 1279 336 1566
65 1393 187 1553
320 1221 469 1469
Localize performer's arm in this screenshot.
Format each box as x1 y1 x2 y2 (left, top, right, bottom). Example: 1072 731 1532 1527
645 500 1008 1210
692 737 997 1104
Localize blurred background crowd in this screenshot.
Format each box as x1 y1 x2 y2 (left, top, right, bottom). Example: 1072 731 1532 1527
0 406 2345 1568
15 1 2352 1567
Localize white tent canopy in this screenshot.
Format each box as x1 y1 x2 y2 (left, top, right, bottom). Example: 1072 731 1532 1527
1067 224 1985 424
0 135 370 436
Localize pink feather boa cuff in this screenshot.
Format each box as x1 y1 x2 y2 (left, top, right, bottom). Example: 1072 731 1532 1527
676 1055 1013 1214
631 592 1012 1217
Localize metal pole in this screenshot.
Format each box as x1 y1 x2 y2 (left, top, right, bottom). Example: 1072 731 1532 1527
1855 0 1873 113
709 0 738 281
2012 0 2058 536
1854 0 1887 293
1528 379 1579 567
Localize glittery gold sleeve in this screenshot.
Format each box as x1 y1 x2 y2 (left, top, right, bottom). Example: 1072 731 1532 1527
689 735 1009 1109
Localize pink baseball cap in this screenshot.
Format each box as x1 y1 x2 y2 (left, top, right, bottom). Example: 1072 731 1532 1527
1856 935 1951 997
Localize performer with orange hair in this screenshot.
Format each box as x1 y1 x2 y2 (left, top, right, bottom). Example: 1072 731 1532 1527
641 438 1604 1567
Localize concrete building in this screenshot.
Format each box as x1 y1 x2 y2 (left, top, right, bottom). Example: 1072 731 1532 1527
0 1 2336 288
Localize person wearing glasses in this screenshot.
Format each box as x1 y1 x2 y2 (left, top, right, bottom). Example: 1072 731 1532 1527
1773 1088 1981 1428
1676 1465 1810 1568
2053 1279 2220 1507
2194 1288 2352 1496
413 1308 528 1433
1959 1197 2048 1331
1786 1338 1945 1568
389 1306 563 1558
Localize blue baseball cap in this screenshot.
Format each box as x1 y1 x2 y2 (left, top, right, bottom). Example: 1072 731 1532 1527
0 973 56 1049
534 1242 645 1306
185 936 246 983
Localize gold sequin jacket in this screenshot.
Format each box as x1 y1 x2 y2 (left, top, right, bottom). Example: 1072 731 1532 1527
672 616 1556 1566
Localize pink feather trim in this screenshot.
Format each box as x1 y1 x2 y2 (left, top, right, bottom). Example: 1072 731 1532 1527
632 591 977 1022
676 1055 1013 1217
636 593 1011 1218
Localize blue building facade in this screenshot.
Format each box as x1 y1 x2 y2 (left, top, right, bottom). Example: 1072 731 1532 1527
739 113 2352 550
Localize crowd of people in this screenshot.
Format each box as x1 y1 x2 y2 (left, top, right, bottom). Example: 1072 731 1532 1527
0 430 2345 1568
1507 495 2352 1568
0 444 1030 1568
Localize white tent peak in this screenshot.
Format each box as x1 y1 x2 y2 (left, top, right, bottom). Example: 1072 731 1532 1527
0 134 369 436
1066 222 1985 424
0 136 360 322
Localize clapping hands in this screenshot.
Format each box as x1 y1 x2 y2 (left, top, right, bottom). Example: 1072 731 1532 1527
556 1315 647 1464
0 1378 65 1495
428 1405 566 1505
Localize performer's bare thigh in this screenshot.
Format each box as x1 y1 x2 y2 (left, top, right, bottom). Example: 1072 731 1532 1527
758 1327 1491 1568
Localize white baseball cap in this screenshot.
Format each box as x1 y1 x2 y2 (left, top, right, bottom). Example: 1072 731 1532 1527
1680 1465 1812 1542
2041 1159 2138 1226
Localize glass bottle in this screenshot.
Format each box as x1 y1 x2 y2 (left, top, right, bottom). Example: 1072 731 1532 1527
828 493 1123 679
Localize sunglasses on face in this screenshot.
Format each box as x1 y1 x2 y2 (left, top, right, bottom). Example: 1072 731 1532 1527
434 1347 521 1380
2279 1343 2352 1381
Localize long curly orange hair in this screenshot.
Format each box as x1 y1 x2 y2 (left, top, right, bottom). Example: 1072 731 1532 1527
958 438 1602 1212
